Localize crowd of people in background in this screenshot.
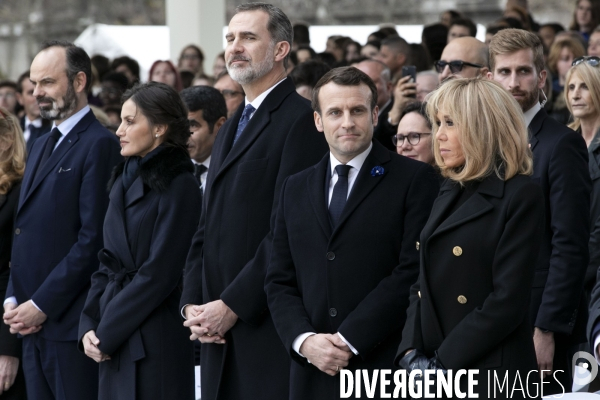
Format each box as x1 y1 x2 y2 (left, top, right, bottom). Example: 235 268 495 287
3 0 600 399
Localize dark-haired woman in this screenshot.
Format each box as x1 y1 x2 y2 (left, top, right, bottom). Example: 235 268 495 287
78 82 200 399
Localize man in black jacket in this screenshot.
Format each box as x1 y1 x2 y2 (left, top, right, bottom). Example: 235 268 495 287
180 3 328 399
489 28 591 395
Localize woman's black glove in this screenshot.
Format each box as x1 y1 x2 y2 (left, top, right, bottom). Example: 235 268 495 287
398 350 448 392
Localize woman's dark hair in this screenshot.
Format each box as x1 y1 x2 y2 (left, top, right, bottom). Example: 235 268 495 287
111 56 140 82
410 44 433 72
122 81 190 149
422 23 448 64
289 60 332 89
400 101 431 130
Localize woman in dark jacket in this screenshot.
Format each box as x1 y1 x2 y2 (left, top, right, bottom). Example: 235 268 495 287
78 82 200 399
396 78 545 399
0 108 26 399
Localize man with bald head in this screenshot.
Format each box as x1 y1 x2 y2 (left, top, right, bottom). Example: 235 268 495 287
354 59 395 150
435 36 489 82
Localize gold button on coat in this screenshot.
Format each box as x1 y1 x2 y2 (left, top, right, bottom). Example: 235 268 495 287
416 242 420 250
418 291 421 298
457 295 467 304
453 246 463 256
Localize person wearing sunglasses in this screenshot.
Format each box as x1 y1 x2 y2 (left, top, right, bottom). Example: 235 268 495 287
489 28 591 396
394 101 435 166
436 36 489 82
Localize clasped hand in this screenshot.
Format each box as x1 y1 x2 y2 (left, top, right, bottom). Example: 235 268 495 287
300 333 353 376
183 300 238 344
82 330 111 363
399 349 447 392
3 301 46 336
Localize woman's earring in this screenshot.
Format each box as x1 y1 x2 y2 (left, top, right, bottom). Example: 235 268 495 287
155 134 159 138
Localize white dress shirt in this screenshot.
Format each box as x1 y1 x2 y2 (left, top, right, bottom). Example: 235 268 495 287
292 143 373 359
23 117 43 143
524 102 542 127
243 78 286 122
192 156 211 192
3 105 91 312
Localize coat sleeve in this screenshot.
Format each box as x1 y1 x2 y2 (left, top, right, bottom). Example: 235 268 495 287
95 176 201 356
220 108 328 325
535 132 590 334
179 201 206 313
395 280 423 364
30 135 121 321
265 176 317 364
337 163 439 358
436 180 545 369
77 265 109 350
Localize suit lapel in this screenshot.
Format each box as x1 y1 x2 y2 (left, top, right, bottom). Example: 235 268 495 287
306 155 332 238
331 142 390 239
528 108 546 151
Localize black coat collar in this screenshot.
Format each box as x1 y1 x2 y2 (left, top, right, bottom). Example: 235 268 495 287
108 146 193 193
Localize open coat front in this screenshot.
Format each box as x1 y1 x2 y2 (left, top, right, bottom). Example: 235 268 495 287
397 173 545 399
79 147 200 400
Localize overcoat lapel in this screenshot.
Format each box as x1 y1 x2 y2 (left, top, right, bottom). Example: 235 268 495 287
306 155 332 238
124 177 146 209
212 78 295 184
105 178 137 271
331 142 390 240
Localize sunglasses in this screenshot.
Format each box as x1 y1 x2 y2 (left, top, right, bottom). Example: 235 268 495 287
572 56 600 67
434 60 484 74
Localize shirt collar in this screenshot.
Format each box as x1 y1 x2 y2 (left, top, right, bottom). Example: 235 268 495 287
244 78 286 111
192 155 211 169
25 117 43 129
329 142 373 176
524 102 542 127
52 105 91 135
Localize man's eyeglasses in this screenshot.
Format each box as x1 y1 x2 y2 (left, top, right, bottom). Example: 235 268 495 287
392 132 431 146
572 56 600 67
434 60 484 74
220 89 244 99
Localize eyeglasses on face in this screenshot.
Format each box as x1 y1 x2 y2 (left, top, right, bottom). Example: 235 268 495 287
572 56 600 67
434 60 484 74
392 132 431 146
220 89 244 99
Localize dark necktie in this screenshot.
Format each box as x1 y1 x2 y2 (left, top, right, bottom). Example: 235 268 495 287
194 164 207 187
233 104 255 145
35 127 62 178
329 164 352 226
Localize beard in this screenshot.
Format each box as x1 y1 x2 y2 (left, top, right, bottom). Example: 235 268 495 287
227 43 275 85
37 81 77 121
510 87 539 112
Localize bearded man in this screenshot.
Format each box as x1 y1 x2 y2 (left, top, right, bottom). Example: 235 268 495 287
2 40 121 400
180 3 328 399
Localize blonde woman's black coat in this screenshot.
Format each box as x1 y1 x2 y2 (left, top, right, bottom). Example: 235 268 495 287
79 147 201 400
397 173 545 398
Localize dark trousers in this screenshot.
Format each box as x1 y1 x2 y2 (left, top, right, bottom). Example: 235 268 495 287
22 335 98 400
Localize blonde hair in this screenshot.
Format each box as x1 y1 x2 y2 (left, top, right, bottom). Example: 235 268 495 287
547 37 586 76
0 107 25 195
564 61 600 132
426 78 533 183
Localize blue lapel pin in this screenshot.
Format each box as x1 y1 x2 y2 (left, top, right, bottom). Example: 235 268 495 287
371 166 384 176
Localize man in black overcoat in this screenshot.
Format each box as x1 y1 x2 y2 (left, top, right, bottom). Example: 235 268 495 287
265 66 439 399
489 29 591 394
180 3 328 399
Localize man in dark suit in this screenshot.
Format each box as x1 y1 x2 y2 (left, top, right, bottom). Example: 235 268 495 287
489 29 591 394
3 41 121 399
354 59 396 151
265 67 439 399
16 71 51 154
180 3 328 400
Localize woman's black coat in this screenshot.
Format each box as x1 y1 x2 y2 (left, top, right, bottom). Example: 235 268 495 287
397 173 545 398
79 147 200 400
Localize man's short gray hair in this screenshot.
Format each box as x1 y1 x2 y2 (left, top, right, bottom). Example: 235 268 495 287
235 3 293 69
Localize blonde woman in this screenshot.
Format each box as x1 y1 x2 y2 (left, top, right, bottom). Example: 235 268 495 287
0 107 26 399
396 78 544 398
565 57 600 316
